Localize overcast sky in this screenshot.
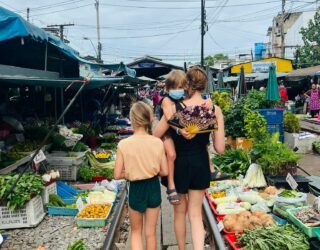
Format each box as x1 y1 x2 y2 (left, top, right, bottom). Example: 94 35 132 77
1 0 318 66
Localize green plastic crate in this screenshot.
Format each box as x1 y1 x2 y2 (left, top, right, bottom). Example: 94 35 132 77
287 206 320 239
75 203 113 228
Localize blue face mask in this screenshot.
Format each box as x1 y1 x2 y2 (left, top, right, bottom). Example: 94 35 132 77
169 89 185 100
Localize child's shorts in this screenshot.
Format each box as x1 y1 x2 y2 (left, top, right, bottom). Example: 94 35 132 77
128 176 161 213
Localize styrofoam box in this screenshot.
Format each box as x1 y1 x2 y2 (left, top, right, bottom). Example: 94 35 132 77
0 195 46 229
41 182 57 204
284 132 319 153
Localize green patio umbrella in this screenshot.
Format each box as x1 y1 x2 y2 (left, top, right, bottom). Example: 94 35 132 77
265 64 280 101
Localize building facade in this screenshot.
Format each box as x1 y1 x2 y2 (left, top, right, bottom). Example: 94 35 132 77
267 11 316 59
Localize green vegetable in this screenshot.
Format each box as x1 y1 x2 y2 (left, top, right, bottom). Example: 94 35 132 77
213 149 250 178
100 142 117 151
279 190 300 198
244 111 268 141
49 194 66 207
250 133 300 175
78 165 95 182
67 239 86 250
238 224 309 250
212 91 230 111
284 112 300 133
0 173 43 210
312 141 320 154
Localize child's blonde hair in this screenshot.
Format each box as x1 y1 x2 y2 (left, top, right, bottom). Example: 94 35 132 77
165 70 187 91
130 101 153 134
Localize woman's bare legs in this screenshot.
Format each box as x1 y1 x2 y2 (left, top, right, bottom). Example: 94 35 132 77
174 194 188 250
188 190 205 250
164 137 179 203
144 206 160 250
129 208 143 250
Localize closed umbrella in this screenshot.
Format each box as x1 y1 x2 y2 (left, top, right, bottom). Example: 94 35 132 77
217 71 224 88
265 64 280 101
237 66 246 98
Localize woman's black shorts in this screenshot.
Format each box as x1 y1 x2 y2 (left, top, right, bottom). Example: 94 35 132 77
173 150 210 194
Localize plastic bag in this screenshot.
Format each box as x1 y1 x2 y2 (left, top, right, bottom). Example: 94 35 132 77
273 192 307 218
251 202 271 213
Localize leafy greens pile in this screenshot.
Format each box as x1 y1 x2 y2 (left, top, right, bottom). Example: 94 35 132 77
0 173 43 210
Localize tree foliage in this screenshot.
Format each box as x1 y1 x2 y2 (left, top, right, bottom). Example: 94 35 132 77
296 11 320 68
204 53 229 66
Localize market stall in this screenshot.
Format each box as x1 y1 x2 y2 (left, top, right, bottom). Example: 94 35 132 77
208 75 320 249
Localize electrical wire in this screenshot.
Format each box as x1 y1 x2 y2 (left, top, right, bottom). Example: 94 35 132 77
15 0 89 13
100 1 282 9
29 3 93 17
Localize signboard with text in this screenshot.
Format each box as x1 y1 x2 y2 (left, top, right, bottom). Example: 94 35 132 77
252 61 276 73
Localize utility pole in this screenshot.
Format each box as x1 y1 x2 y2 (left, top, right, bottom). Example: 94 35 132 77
27 8 30 22
280 0 286 58
95 0 102 62
47 23 74 42
201 0 206 67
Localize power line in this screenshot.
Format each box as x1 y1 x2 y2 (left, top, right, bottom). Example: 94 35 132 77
30 3 93 17
16 0 89 13
100 1 282 9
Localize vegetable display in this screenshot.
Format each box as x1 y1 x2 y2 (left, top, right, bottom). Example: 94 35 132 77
279 190 300 198
223 211 274 232
243 163 267 188
213 149 250 178
237 224 309 250
47 194 66 207
0 173 43 210
250 133 300 175
77 204 111 219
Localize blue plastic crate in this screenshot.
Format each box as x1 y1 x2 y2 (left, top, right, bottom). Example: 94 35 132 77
272 214 287 225
57 181 83 199
266 123 283 135
259 109 283 124
47 206 78 216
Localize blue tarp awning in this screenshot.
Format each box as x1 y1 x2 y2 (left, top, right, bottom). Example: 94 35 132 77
0 7 135 78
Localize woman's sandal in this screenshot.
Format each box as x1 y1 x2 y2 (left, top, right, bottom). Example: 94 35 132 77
166 189 180 205
210 171 230 181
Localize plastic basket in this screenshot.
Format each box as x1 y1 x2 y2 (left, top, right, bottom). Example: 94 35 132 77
259 109 283 124
287 206 320 239
0 195 45 229
47 206 78 216
75 203 113 228
225 234 241 250
46 151 87 166
41 182 57 204
47 164 80 181
57 181 83 199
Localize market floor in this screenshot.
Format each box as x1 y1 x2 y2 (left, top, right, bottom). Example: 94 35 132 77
124 186 212 250
298 153 320 176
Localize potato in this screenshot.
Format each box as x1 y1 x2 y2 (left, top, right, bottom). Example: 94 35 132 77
252 211 265 218
259 192 270 199
224 219 236 231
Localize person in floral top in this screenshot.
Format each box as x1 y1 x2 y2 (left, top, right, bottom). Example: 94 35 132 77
305 83 320 118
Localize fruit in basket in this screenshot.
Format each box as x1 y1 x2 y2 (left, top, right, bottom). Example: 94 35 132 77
94 151 110 159
77 204 111 218
210 191 226 199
